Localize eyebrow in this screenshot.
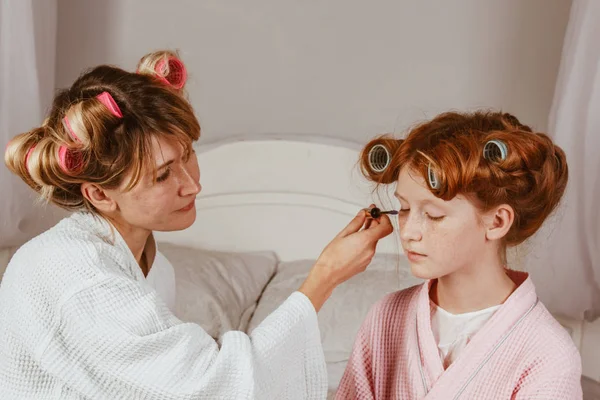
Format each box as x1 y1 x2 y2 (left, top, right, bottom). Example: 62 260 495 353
394 192 440 207
156 160 174 171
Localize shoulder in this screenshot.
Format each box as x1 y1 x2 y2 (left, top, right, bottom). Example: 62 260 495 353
518 301 581 371
510 302 583 396
372 283 422 314
5 213 137 304
1 214 145 341
360 283 423 331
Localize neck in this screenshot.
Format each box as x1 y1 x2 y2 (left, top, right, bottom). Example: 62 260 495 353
431 256 517 314
107 216 152 270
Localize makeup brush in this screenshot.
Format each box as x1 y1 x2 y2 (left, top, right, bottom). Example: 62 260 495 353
366 207 398 219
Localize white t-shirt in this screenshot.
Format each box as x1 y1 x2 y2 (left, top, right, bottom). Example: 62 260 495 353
430 301 500 368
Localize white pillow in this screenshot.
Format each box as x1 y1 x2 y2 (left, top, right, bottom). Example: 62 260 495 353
247 254 423 364
157 242 277 339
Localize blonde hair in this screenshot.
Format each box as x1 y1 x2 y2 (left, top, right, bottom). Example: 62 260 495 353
5 50 200 210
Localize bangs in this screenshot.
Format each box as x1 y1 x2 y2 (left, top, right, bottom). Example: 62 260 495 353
122 123 197 191
399 132 482 201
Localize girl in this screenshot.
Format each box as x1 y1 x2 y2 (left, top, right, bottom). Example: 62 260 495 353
0 50 392 399
336 111 582 399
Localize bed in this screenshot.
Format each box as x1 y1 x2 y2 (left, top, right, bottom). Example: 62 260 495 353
152 137 423 397
1 137 596 398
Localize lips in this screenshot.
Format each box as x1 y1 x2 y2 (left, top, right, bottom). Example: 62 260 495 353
405 249 427 262
178 200 195 212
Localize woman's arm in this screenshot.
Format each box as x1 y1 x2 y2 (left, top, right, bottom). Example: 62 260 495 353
37 210 392 399
301 208 393 312
38 275 325 400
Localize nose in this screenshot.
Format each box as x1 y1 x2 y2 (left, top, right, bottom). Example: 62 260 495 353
399 213 422 242
180 166 201 197
181 177 201 197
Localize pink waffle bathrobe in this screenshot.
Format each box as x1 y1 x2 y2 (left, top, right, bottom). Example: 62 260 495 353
336 270 582 399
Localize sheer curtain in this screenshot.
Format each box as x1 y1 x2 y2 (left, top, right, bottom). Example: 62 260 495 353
525 0 600 322
0 0 64 248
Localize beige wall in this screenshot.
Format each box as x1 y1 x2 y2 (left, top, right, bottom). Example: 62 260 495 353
56 0 572 145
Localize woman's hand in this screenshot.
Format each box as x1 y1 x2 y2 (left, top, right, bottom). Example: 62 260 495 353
299 205 393 311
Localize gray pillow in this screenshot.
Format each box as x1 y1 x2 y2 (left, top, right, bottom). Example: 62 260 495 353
158 242 278 339
247 254 423 363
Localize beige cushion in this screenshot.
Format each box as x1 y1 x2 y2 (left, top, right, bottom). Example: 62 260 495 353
248 254 423 364
157 242 277 339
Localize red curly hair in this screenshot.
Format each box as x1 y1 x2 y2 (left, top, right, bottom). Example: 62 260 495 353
360 111 568 246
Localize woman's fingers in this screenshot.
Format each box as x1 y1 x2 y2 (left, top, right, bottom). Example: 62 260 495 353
336 209 368 239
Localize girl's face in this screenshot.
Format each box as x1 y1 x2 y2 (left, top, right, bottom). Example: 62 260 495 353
395 167 491 280
107 135 201 233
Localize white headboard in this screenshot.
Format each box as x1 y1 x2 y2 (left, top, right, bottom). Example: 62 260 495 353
154 138 401 261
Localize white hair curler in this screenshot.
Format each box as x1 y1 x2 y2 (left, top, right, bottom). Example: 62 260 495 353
483 139 508 162
367 144 391 173
427 163 440 190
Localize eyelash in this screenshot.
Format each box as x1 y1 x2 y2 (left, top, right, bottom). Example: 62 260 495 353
156 149 196 183
427 214 445 222
398 209 445 221
156 168 171 183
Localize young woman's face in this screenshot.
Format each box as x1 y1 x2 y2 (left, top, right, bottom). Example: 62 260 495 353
395 167 488 280
108 135 201 232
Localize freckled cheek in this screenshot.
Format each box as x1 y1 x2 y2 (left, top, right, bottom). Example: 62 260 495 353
433 225 480 264
433 235 460 261
129 188 172 215
422 225 457 257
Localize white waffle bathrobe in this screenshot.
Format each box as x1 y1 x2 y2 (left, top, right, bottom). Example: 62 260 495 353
0 212 327 399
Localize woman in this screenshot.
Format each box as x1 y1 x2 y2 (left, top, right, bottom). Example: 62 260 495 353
0 50 392 399
336 111 582 399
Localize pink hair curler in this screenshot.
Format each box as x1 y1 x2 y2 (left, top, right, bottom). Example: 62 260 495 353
25 144 37 171
96 91 123 118
58 145 83 173
62 115 82 143
63 91 122 143
155 57 187 89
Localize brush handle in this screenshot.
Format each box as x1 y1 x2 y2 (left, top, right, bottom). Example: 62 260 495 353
366 207 398 219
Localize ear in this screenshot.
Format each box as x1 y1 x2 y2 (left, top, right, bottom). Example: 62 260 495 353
81 182 118 214
483 204 514 241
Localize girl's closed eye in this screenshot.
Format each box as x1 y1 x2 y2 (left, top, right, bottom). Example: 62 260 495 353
398 208 444 221
426 213 445 221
